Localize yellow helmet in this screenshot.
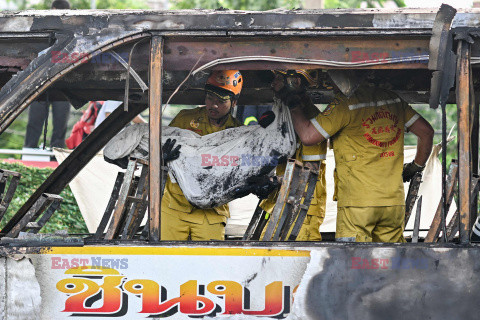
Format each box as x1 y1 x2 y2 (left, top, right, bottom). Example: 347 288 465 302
273 69 318 87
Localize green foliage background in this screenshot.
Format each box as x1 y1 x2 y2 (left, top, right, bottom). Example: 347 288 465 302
405 104 458 165
169 0 406 10
324 0 405 9
0 162 88 234
6 0 407 10
13 0 149 10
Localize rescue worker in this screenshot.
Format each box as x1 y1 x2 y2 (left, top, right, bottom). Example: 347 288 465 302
285 69 434 243
260 69 327 241
161 70 243 241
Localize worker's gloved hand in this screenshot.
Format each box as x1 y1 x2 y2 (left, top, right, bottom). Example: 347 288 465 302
279 91 315 111
247 175 280 199
258 111 275 128
402 161 425 182
232 175 280 199
163 138 181 163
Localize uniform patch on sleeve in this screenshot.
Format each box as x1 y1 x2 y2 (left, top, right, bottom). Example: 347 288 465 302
322 99 339 116
190 119 200 128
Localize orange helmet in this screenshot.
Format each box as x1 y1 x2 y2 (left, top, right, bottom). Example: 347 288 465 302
273 69 318 87
205 70 243 100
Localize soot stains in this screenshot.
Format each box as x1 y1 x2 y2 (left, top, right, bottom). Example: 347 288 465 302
281 122 288 137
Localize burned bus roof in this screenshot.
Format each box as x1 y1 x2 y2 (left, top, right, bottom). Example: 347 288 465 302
0 8 479 33
1 7 479 108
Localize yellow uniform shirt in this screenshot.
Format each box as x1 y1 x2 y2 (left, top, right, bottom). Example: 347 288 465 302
311 86 419 207
162 106 242 224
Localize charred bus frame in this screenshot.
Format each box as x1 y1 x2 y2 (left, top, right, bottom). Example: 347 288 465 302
0 6 478 244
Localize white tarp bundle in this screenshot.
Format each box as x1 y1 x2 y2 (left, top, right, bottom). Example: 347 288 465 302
104 99 297 208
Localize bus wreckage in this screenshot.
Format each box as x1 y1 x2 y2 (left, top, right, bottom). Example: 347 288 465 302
1 5 480 319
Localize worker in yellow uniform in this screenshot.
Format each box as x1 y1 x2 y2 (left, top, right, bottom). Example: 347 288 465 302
161 70 243 241
260 69 327 241
286 70 434 243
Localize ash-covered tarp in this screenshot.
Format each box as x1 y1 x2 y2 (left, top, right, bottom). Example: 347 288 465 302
104 99 296 208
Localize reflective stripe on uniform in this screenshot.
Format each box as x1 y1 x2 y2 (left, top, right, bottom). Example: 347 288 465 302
405 113 420 129
348 98 401 110
244 116 258 125
310 118 330 139
302 154 326 161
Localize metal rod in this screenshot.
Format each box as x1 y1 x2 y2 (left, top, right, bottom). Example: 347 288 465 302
456 40 473 244
105 159 137 240
94 172 124 240
405 172 422 225
243 200 264 240
262 159 296 241
441 100 448 242
470 87 478 230
412 196 423 243
148 35 164 242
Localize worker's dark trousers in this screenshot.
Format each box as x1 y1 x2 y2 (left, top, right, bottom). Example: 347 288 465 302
24 101 71 148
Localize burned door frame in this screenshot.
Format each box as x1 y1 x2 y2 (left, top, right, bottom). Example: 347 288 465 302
0 31 152 236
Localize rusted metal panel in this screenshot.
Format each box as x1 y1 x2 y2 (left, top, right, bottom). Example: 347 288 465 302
53 67 438 105
149 36 163 242
457 40 473 244
163 37 430 71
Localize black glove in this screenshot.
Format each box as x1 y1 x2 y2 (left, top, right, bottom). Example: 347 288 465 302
258 111 275 128
275 86 305 106
233 175 280 199
163 138 181 163
402 161 425 182
104 155 129 169
247 175 280 199
280 92 316 112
